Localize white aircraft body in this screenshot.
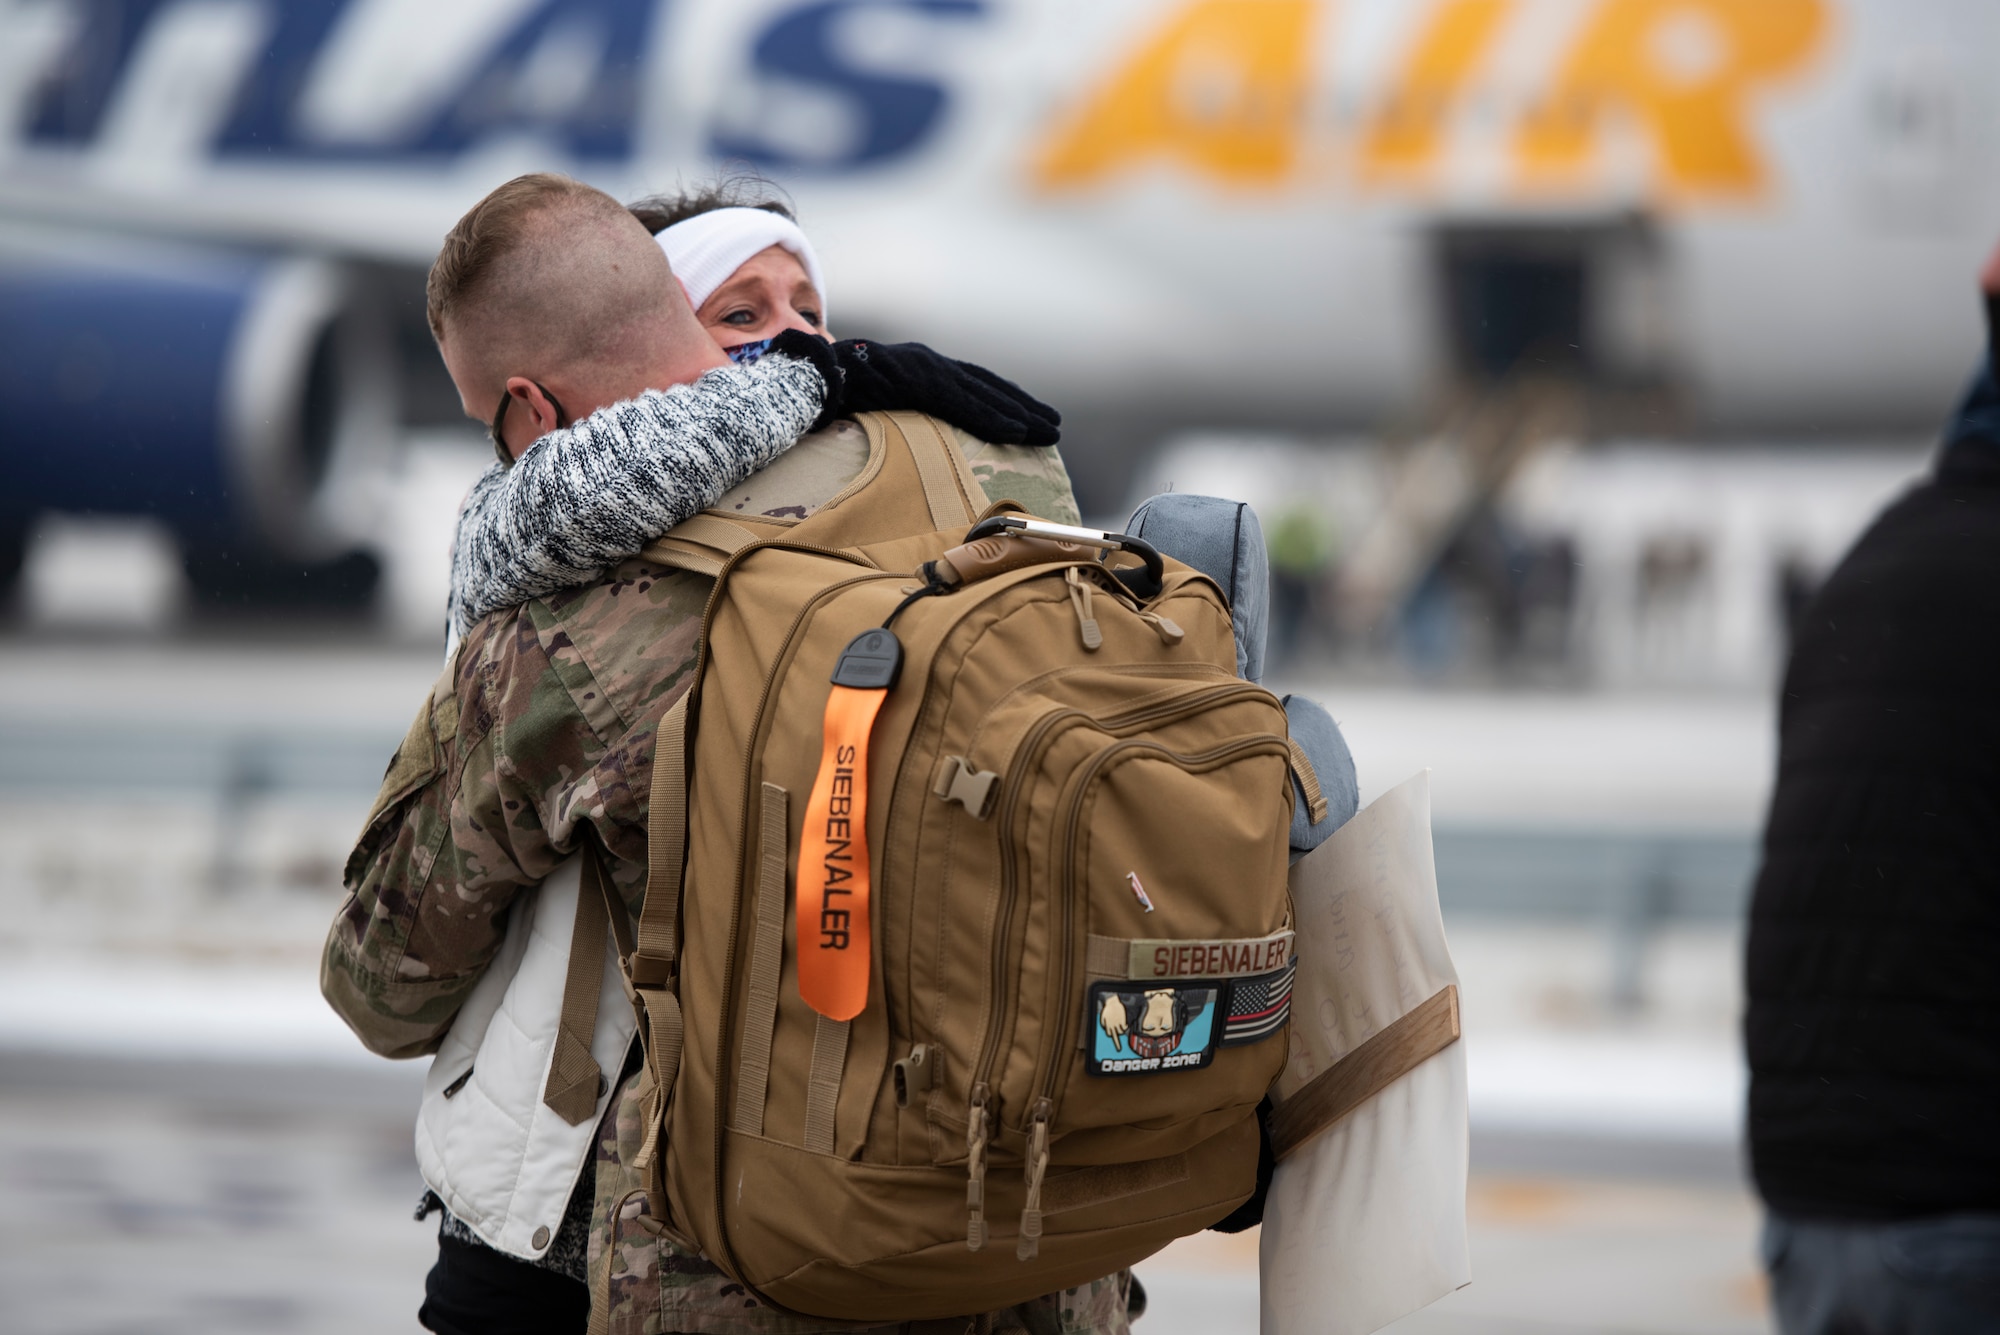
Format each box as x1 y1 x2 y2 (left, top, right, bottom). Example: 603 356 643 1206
0 0 1993 593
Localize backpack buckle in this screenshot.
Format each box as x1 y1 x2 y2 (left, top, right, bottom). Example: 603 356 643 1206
933 756 999 819
628 952 675 988
893 1044 934 1107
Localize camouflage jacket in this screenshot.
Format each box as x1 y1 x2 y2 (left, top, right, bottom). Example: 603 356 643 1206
324 421 1132 1333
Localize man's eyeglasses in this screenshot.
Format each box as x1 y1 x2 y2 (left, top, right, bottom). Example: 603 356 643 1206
489 381 569 466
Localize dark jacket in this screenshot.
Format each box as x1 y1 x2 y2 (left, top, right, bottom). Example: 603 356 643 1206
1745 341 2000 1221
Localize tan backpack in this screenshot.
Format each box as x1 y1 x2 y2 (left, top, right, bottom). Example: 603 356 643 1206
575 412 1311 1321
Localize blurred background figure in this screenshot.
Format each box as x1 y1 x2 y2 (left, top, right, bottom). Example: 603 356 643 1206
3 1 2000 1331
1264 507 1335 670
1744 247 2000 1335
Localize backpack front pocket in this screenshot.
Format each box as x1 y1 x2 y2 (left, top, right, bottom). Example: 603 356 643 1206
1036 732 1294 1154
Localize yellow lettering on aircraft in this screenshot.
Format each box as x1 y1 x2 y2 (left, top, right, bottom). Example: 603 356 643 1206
1359 0 1516 182
1034 0 1828 203
1033 0 1318 188
1515 0 1826 197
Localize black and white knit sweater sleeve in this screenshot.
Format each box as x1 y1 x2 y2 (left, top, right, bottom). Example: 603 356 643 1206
446 353 825 639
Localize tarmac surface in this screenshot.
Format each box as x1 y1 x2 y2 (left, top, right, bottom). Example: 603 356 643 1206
0 1050 1766 1335
0 1052 431 1335
0 636 1778 1332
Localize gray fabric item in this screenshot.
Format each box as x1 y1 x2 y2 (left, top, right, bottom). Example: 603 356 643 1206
1762 1212 2000 1335
1118 492 1352 853
1283 694 1359 855
446 353 826 643
1126 493 1269 683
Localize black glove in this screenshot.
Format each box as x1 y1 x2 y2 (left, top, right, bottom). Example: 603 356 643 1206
832 338 1065 446
766 328 845 425
766 331 1061 445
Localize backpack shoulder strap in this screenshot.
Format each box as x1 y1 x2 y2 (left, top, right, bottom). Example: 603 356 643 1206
579 691 694 1330
639 512 790 577
635 411 981 575
541 843 634 1126
621 691 694 1217
791 411 983 549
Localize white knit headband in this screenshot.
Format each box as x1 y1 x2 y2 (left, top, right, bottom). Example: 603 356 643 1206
657 207 827 320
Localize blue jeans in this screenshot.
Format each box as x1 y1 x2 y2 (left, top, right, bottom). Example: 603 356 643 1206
1763 1212 2000 1335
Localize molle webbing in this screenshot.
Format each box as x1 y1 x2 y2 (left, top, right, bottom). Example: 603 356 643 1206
733 783 790 1136
803 1015 850 1155
1039 1153 1190 1216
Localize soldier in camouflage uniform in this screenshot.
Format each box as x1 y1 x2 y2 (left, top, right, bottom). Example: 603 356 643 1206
326 415 1140 1333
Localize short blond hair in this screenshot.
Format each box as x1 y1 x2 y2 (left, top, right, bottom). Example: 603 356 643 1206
426 173 685 398
428 174 610 340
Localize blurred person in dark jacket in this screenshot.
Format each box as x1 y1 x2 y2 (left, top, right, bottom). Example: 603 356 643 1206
1745 246 2000 1333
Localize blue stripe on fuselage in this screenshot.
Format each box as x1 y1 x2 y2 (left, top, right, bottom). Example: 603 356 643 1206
17 0 981 172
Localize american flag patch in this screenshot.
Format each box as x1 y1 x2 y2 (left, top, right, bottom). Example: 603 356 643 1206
1220 962 1294 1046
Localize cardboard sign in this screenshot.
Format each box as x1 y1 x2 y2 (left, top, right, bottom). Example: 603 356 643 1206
1260 771 1470 1335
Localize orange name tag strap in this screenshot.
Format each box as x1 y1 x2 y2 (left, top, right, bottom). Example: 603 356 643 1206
797 629 903 1022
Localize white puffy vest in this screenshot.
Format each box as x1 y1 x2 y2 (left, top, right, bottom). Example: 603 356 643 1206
415 856 636 1260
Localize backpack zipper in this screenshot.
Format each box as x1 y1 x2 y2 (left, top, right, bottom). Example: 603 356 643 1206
965 1080 992 1250
1039 732 1291 1124
1065 567 1103 650
961 683 1274 1152
1016 1097 1054 1260
993 731 1289 1253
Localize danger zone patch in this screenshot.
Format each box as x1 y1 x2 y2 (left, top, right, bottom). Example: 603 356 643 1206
1087 980 1221 1077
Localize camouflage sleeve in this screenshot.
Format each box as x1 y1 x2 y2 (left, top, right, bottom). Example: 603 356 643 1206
320 607 657 1058
955 431 1084 525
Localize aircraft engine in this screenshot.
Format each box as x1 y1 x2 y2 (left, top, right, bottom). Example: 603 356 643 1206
0 235 391 609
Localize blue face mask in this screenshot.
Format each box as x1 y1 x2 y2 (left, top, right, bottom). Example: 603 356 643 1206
727 338 774 365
